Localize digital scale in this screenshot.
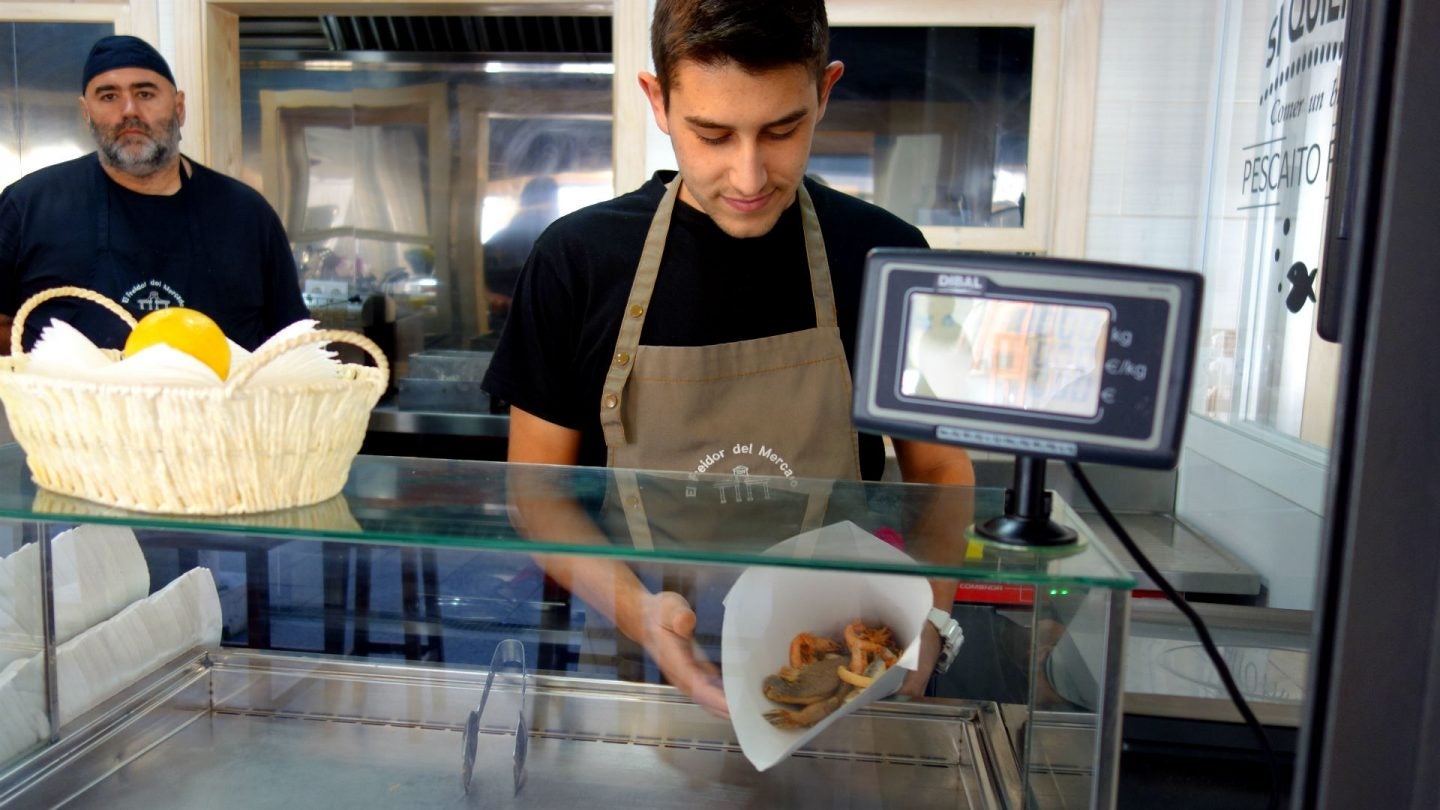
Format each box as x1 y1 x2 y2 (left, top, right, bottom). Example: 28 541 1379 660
853 250 1202 547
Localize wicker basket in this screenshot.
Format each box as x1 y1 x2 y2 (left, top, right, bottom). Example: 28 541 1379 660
0 287 389 515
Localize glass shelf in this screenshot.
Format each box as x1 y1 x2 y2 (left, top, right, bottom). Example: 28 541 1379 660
0 443 1134 589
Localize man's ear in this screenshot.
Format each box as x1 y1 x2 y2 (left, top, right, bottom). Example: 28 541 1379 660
638 72 670 135
816 61 845 121
77 95 90 127
175 89 186 129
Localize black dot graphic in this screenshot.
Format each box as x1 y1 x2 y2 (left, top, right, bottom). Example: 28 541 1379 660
1283 218 1291 235
1275 249 1281 262
1278 283 1284 293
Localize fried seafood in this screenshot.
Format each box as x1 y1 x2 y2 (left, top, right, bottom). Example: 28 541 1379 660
761 620 902 729
789 632 841 668
764 691 850 730
844 620 899 674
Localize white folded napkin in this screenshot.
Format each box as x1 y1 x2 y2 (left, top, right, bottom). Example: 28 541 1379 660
0 656 48 765
54 566 221 726
0 525 150 669
230 318 343 387
23 317 341 388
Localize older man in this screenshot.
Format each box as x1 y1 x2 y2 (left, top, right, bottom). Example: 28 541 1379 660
0 35 306 352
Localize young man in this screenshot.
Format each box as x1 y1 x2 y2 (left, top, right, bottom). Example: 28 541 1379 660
0 35 307 353
483 0 973 716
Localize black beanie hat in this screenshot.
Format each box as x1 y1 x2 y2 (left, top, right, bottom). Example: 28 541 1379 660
82 35 175 93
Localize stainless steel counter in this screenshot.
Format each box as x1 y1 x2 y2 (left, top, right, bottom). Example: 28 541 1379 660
1079 512 1262 597
3 650 1026 809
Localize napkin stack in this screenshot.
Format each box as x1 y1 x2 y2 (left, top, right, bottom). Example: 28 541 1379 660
0 524 150 668
53 566 221 724
0 526 222 764
0 656 46 766
24 317 341 388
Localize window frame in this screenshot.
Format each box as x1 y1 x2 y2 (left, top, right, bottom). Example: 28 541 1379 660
190 0 1096 257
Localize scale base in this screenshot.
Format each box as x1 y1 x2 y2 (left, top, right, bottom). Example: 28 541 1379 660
974 513 1078 548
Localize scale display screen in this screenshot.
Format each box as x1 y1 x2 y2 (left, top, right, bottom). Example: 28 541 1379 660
854 250 1202 468
900 294 1111 418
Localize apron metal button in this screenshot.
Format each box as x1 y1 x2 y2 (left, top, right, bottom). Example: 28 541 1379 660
614 352 631 367
629 304 645 318
603 394 619 409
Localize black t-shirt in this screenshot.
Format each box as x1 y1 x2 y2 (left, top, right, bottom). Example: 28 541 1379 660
482 171 928 478
0 153 308 350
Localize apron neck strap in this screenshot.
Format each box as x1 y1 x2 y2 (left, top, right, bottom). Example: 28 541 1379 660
630 177 837 332
599 175 839 451
795 182 838 329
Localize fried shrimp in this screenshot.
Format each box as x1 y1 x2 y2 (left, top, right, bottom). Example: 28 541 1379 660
788 632 841 668
844 620 900 674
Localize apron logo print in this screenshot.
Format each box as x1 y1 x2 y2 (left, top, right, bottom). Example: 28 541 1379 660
120 280 186 312
134 290 170 311
689 443 802 502
714 466 771 505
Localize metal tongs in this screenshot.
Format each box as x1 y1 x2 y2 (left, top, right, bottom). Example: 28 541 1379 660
461 638 528 796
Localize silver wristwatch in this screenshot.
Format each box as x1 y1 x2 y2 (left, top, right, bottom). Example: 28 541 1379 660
928 607 965 675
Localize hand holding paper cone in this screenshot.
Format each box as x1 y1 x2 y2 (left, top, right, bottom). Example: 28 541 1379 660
721 521 935 772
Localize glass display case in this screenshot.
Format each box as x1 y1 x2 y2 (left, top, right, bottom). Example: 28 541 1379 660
0 444 1133 809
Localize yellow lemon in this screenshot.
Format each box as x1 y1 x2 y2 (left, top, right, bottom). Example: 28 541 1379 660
123 307 231 380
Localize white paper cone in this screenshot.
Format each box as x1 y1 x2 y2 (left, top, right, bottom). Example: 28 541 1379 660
721 521 933 771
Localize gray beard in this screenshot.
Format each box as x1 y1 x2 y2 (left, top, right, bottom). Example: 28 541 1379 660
91 115 182 178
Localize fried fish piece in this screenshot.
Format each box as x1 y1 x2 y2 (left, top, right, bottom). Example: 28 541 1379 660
762 654 845 705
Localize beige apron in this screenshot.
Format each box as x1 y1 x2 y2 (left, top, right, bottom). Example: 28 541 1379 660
599 176 860 545
583 177 863 677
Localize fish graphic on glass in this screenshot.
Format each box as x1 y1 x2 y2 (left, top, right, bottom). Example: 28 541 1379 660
1285 261 1318 313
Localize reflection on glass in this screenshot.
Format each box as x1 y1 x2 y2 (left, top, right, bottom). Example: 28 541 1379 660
901 293 1109 417
241 55 613 385
482 115 612 338
0 22 114 189
822 27 1033 229
295 121 430 243
293 119 432 288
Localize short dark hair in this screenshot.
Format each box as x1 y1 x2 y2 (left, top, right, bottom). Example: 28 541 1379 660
651 0 830 106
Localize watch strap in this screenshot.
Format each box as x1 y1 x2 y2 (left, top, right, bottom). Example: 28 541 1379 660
927 607 964 674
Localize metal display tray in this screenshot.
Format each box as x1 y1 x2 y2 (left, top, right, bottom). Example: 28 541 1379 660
1 649 1023 809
